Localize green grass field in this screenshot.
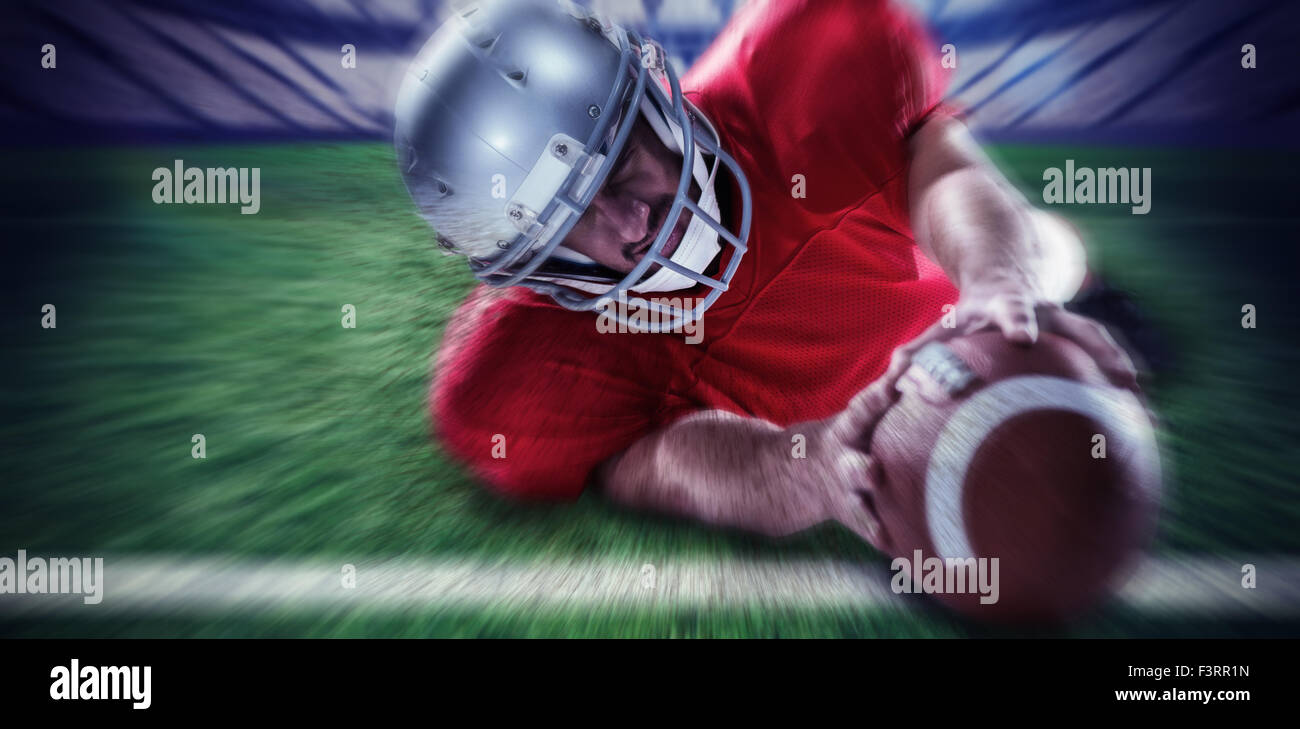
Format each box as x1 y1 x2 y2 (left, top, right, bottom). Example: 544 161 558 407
1 142 1297 637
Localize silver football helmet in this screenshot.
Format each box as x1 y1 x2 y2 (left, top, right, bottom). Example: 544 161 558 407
394 0 751 331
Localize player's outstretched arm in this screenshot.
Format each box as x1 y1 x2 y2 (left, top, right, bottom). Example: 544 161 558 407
898 113 1138 393
908 112 1086 307
597 379 897 544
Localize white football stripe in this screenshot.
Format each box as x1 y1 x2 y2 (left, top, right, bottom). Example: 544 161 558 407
925 375 1161 560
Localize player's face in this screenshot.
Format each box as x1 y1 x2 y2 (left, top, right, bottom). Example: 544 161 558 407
562 115 698 274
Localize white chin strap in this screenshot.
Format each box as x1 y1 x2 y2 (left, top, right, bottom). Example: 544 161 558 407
545 97 722 295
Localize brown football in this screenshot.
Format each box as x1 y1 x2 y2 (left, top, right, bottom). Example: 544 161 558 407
866 330 1161 623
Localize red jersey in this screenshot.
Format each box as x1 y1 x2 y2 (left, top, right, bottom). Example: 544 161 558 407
432 0 958 500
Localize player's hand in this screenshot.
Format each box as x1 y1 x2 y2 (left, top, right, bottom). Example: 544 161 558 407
878 274 1141 397
801 375 899 548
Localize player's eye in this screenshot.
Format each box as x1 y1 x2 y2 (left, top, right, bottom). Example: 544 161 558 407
610 143 636 180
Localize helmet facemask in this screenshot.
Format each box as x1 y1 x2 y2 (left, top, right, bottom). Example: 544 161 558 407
398 0 751 333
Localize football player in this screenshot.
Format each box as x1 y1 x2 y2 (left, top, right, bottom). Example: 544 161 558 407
394 0 1140 543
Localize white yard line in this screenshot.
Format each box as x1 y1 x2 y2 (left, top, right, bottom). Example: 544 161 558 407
1 555 1297 617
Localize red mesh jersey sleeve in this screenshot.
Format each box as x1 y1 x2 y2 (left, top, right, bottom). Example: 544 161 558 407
430 286 683 501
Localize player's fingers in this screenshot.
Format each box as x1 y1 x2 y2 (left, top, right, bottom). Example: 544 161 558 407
816 445 877 532
833 379 898 444
1046 309 1140 392
958 312 995 337
835 490 884 548
833 448 876 490
988 293 1039 344
883 318 962 386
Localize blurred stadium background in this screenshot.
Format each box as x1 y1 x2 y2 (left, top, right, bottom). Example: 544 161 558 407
1 0 1297 637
